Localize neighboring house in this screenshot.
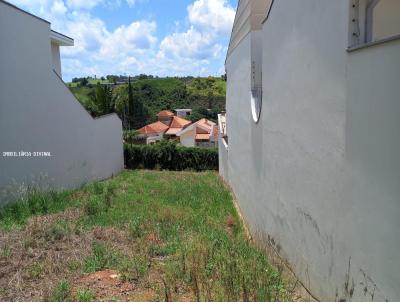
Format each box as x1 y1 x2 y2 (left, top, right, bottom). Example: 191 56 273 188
138 111 192 144
157 110 175 125
177 118 218 148
175 109 192 118
164 116 192 138
0 1 124 204
138 121 169 145
219 0 400 301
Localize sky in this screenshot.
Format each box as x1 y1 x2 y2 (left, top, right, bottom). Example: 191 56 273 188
8 0 237 81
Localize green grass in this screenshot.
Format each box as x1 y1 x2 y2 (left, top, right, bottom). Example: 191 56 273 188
0 190 74 230
76 289 95 302
68 86 93 104
0 171 292 301
49 280 71 302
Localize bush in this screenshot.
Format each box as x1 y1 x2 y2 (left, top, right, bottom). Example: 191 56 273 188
124 141 218 171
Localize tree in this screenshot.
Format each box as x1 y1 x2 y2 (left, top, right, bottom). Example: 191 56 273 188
79 77 88 87
91 83 114 116
127 77 147 130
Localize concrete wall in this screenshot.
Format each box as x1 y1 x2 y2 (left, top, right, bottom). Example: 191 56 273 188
222 0 399 301
0 1 124 204
51 42 62 76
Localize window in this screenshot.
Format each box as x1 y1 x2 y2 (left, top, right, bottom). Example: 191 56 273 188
349 0 400 47
250 33 263 123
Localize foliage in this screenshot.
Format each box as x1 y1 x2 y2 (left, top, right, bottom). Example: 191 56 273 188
124 140 218 171
123 130 146 145
0 190 73 230
127 77 147 129
90 83 115 117
69 76 226 128
76 289 94 302
189 106 218 123
48 280 71 302
84 241 113 273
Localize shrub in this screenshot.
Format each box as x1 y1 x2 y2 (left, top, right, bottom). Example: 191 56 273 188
124 140 218 171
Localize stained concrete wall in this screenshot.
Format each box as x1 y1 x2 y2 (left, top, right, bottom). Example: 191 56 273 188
0 1 124 204
221 0 400 301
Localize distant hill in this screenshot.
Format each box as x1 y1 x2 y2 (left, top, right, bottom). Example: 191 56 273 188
68 76 226 124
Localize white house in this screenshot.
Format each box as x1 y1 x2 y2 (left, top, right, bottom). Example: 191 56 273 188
219 0 400 301
175 109 192 118
177 118 218 148
0 0 124 204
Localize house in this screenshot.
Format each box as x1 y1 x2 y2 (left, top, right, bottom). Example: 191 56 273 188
138 121 169 144
138 111 192 144
164 116 192 139
177 118 218 148
0 0 124 204
175 109 192 118
157 110 175 125
219 0 400 301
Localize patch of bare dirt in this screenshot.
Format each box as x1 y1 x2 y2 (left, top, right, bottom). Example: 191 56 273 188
71 269 195 302
72 269 134 301
0 209 134 302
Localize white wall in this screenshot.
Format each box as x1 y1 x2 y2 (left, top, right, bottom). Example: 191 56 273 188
222 0 399 301
179 129 196 147
51 42 62 76
0 2 124 204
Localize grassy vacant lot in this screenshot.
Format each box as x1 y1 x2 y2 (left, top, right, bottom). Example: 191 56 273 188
0 171 293 302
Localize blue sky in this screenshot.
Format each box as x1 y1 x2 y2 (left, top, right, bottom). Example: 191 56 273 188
9 0 237 81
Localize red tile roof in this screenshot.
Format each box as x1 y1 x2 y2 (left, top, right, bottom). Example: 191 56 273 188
170 116 192 128
196 118 215 131
157 110 174 118
165 128 182 135
138 121 169 136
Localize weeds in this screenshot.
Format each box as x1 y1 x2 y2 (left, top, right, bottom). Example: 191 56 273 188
0 190 72 230
0 171 293 301
83 241 124 273
76 289 94 302
0 245 11 259
48 280 71 302
45 220 70 241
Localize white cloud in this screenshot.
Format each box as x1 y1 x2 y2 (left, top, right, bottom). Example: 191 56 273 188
126 0 135 7
66 0 102 10
100 21 157 58
157 0 234 62
51 0 67 15
7 0 235 79
188 0 235 35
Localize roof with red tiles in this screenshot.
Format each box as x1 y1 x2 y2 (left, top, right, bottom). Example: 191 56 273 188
170 116 192 128
138 121 169 136
165 128 182 135
156 110 174 118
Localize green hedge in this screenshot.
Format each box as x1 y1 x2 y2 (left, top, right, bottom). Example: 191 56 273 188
124 141 218 171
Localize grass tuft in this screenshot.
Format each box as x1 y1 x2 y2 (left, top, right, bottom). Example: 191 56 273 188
48 280 71 302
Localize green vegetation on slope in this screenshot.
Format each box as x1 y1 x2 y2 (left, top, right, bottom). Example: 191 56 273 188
0 171 293 302
68 76 226 127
